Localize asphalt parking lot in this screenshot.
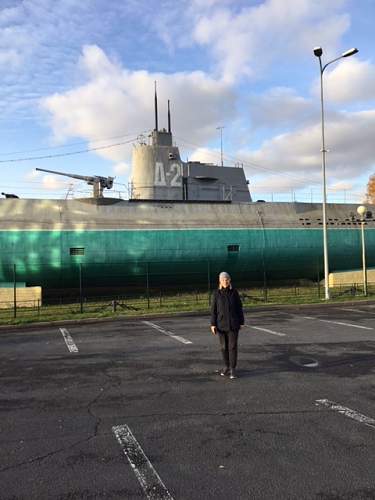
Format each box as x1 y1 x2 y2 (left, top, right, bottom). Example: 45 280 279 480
1 304 375 500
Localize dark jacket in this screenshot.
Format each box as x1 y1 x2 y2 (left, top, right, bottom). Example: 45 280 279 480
210 287 244 332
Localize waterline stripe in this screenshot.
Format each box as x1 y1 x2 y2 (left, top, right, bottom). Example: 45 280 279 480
142 321 192 344
302 316 373 330
246 325 286 337
316 399 375 430
59 327 78 353
112 424 174 500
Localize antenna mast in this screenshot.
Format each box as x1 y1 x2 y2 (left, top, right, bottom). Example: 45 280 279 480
154 81 158 131
168 99 171 133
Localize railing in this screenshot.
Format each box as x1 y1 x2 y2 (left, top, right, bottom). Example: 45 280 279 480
1 283 374 325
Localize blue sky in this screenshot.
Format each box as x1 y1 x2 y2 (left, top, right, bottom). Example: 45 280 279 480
1 0 375 202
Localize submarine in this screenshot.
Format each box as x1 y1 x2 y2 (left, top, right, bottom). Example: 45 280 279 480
0 92 374 291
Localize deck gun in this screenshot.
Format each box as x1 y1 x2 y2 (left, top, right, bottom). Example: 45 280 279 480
35 168 114 198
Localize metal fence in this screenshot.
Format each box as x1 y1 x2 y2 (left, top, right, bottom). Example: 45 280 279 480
1 281 373 325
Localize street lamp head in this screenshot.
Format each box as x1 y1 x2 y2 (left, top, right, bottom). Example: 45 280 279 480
342 47 358 57
313 46 323 57
357 205 367 217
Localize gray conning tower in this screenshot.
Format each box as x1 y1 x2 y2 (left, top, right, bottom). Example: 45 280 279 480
130 87 251 202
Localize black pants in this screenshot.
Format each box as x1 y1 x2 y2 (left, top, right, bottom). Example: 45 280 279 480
218 330 239 369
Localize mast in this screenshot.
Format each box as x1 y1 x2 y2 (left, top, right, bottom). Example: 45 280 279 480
168 99 171 133
154 81 158 131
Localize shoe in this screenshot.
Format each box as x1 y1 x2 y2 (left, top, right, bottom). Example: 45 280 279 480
229 369 237 379
219 367 230 376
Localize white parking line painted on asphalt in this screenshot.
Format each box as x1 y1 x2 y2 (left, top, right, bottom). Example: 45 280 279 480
59 328 79 353
341 307 366 313
112 424 174 500
142 321 192 344
302 316 373 330
316 399 375 430
341 307 375 315
320 319 373 330
246 325 286 337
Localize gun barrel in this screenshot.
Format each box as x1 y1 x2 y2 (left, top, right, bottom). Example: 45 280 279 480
36 167 93 182
35 168 114 198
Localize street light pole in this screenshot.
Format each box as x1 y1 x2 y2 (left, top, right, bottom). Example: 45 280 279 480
357 205 368 296
216 126 224 166
317 52 330 300
313 46 358 300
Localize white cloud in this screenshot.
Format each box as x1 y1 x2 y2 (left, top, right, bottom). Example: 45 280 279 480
41 174 69 191
248 87 316 129
0 1 134 120
251 173 319 194
329 181 353 191
42 45 236 167
192 0 350 82
24 169 41 181
189 147 221 164
192 0 235 8
113 162 129 175
0 6 20 25
241 109 375 185
321 58 375 103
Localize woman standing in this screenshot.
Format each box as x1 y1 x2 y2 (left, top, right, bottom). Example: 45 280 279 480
210 272 244 379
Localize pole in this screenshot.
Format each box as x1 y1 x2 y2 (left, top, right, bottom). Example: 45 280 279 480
79 263 83 313
217 126 224 167
318 56 330 300
146 262 150 309
317 264 321 299
361 220 367 296
13 264 16 319
207 260 211 306
220 128 223 167
314 47 358 298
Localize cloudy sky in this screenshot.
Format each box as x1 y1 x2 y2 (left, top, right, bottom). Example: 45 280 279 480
1 0 374 202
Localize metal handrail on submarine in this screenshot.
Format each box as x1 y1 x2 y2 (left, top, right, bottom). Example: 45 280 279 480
35 168 114 198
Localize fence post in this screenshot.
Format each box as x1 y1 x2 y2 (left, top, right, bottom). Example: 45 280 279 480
13 264 17 319
317 267 321 299
263 270 268 303
159 289 162 307
37 299 40 317
146 263 150 309
79 263 83 314
207 261 211 306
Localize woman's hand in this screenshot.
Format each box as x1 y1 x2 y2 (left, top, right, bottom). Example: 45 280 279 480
210 326 217 335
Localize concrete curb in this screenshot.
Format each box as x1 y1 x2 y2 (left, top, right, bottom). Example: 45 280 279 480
1 298 375 333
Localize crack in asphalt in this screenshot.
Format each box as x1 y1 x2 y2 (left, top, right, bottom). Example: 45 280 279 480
0 365 122 474
0 406 323 469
